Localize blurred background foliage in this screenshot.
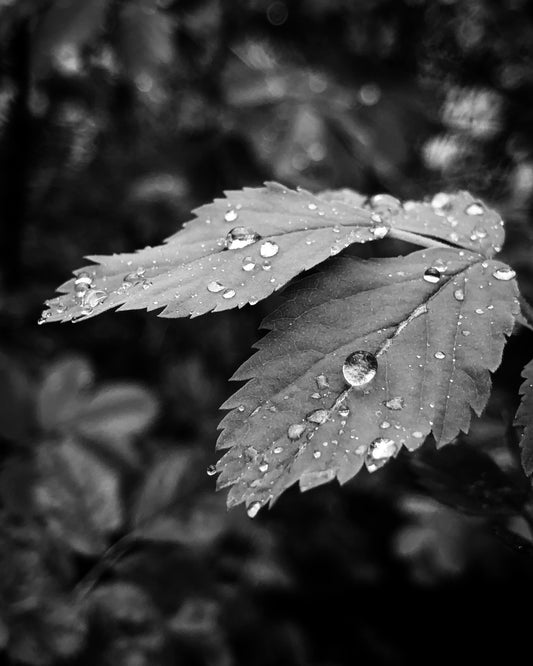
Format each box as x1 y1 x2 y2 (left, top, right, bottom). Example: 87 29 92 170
1 0 533 664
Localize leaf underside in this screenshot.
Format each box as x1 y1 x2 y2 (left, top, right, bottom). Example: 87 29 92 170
516 358 533 476
41 184 504 324
216 248 519 512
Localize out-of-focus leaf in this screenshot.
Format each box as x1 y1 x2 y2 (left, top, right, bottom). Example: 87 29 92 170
410 442 527 516
36 356 93 432
0 352 34 441
74 383 158 441
35 438 122 555
217 248 519 512
516 357 533 475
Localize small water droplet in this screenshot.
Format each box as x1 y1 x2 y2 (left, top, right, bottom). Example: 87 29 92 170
342 351 377 388
461 330 471 336
288 423 306 440
431 192 451 211
311 392 321 399
384 396 404 410
224 209 239 223
84 289 107 308
475 308 484 314
412 431 424 439
259 463 269 473
308 203 318 211
316 374 329 389
207 280 224 293
225 227 261 250
365 437 397 472
434 351 446 360
74 272 93 287
260 240 279 258
306 409 329 425
454 288 465 301
380 421 391 429
206 464 217 476
338 407 350 418
450 231 459 242
242 256 256 271
465 202 484 216
237 405 245 412
247 502 261 518
492 267 516 281
423 267 442 284
313 451 321 459
370 218 389 239
222 289 236 299
470 225 487 240
262 260 272 270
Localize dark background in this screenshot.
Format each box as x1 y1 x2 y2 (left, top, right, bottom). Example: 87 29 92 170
1 1 533 664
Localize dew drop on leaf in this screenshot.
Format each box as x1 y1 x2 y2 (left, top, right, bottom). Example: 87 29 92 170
342 351 378 388
273 446 283 454
242 256 256 271
74 272 93 287
383 396 405 410
453 288 465 301
313 451 321 459
306 409 329 425
224 209 239 223
434 351 446 360
423 267 442 284
475 308 484 314
225 227 261 250
287 423 306 440
247 502 261 518
206 464 217 476
365 437 397 472
492 267 516 281
431 192 451 211
207 280 224 293
308 203 317 210
465 202 484 216
222 289 236 299
470 225 487 240
259 463 269 473
84 289 107 308
262 260 272 271
316 374 329 389
260 240 279 258
461 330 471 336
380 421 391 429
338 407 350 418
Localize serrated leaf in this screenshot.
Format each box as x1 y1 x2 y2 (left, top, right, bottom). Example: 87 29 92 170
41 183 384 322
35 438 122 555
515 358 533 476
216 248 519 512
320 190 505 257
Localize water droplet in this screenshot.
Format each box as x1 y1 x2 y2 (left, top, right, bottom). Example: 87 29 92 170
492 267 516 281
365 437 397 472
461 330 471 337
470 225 487 240
380 421 391 429
338 407 350 418
475 308 484 314
423 267 442 284
311 392 321 399
384 396 404 410
370 194 401 214
206 464 217 476
288 423 306 440
412 431 424 439
342 351 378 388
84 289 107 308
222 289 236 299
247 502 261 518
225 227 261 250
313 451 321 459
316 374 329 389
242 256 256 271
262 260 272 271
431 192 451 211
434 351 446 360
259 463 269 473
38 310 52 325
306 409 329 425
453 288 465 301
74 272 93 287
260 240 279 258
308 203 318 211
224 209 239 223
207 280 224 293
465 202 484 216
450 232 459 243
370 218 389 239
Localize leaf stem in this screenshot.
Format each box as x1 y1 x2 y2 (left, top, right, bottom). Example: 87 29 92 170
387 228 455 250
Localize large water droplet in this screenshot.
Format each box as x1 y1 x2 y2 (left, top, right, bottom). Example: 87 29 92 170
492 267 516 281
431 192 451 212
365 437 397 473
465 202 484 216
225 227 261 250
259 463 269 473
423 267 442 284
288 423 306 440
84 289 107 309
247 502 261 518
242 256 256 271
224 209 238 223
384 396 404 411
222 289 236 299
306 409 329 425
342 351 378 388
370 194 401 214
434 351 446 360
260 240 279 258
206 464 217 476
315 374 329 390
207 280 224 293
453 288 465 301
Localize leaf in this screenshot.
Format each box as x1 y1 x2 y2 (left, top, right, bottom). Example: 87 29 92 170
41 183 384 322
515 358 533 476
0 352 34 441
35 438 122 555
216 248 519 512
320 189 505 258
